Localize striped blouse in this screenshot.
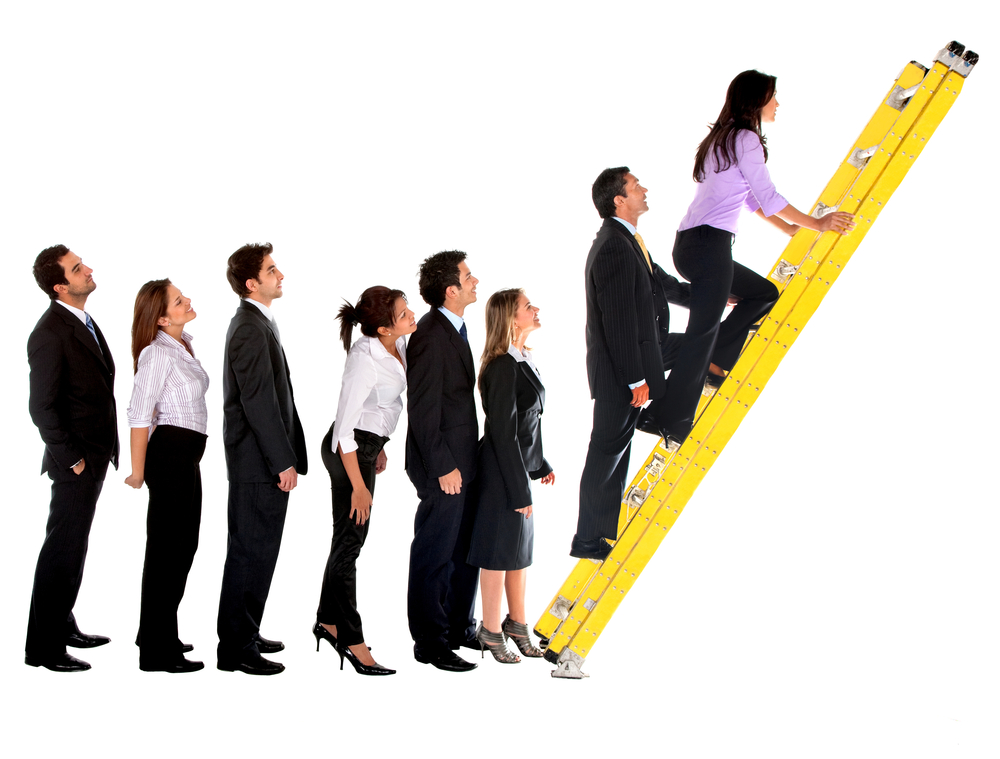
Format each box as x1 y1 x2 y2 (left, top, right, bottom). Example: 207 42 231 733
127 330 210 435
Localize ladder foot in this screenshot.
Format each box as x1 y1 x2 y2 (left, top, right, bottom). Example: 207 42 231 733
550 649 589 679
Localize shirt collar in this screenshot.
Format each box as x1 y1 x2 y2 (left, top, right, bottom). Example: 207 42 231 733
613 216 637 235
54 299 89 325
154 329 194 351
243 298 274 321
437 306 465 334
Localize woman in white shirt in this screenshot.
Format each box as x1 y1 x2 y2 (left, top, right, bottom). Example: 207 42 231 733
124 279 209 674
313 286 416 676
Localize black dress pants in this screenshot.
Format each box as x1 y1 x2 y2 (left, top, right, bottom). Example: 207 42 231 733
25 459 108 658
138 425 206 665
407 471 480 656
217 480 289 658
656 225 779 437
576 398 642 541
316 423 387 647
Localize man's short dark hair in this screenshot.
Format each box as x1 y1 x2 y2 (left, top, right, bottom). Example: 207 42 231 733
227 242 273 297
592 167 630 219
418 250 467 308
33 244 71 299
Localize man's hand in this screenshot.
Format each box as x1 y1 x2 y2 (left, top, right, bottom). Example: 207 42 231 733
278 467 298 492
515 504 533 519
72 459 86 476
438 468 462 495
124 472 144 489
375 449 387 474
630 384 649 407
540 472 555 486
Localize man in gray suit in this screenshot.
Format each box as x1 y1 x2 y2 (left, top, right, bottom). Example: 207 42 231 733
216 243 307 675
572 168 689 561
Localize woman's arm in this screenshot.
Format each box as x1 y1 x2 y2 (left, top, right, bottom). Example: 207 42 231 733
337 443 372 526
124 427 148 488
770 203 855 234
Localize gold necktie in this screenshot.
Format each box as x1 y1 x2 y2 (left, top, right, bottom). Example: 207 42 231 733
633 233 653 273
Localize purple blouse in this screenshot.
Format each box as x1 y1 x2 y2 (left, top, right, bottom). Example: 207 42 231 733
678 129 788 235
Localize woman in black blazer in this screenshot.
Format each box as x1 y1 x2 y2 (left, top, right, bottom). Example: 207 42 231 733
468 289 554 663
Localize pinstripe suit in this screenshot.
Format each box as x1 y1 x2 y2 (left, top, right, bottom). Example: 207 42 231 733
577 217 668 541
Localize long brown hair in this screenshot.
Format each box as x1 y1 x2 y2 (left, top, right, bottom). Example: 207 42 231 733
131 279 171 373
478 288 524 390
693 70 776 182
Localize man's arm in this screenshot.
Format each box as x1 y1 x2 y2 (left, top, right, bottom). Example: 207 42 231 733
652 262 692 308
229 323 298 477
592 240 647 387
406 325 458 481
27 326 82 470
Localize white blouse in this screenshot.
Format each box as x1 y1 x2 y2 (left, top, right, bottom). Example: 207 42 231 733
332 335 407 454
507 343 541 378
127 330 210 435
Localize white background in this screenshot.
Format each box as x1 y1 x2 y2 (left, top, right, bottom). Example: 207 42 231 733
2 2 996 756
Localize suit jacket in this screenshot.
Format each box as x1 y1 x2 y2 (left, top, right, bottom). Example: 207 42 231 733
479 353 552 511
585 217 683 402
405 308 479 486
222 300 307 483
28 301 119 475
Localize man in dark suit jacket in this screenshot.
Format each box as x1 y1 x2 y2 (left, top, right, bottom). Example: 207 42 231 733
25 245 119 672
572 168 690 561
405 250 481 672
216 242 307 676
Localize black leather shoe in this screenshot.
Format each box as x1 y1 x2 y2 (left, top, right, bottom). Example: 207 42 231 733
25 652 91 672
140 656 205 673
217 651 284 676
635 408 661 437
449 636 480 652
66 631 110 649
414 648 477 672
570 535 613 561
254 634 284 654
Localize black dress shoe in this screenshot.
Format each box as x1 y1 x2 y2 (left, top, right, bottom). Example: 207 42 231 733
254 634 284 654
66 631 110 649
570 535 613 561
635 408 661 437
135 637 194 654
217 651 284 676
25 652 91 672
414 648 477 672
449 636 480 652
140 656 205 673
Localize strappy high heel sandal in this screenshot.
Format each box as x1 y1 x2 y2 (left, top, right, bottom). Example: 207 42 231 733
476 623 520 664
501 614 544 658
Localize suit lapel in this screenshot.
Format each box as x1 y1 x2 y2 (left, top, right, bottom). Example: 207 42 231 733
518 359 544 407
52 302 111 374
608 218 656 281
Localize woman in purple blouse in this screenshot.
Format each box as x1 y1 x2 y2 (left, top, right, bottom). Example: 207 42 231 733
655 69 855 444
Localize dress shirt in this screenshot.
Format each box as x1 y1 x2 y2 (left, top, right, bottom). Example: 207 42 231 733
678 129 788 235
332 335 408 454
127 330 210 435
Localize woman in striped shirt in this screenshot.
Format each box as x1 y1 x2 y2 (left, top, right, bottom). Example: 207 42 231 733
125 279 209 674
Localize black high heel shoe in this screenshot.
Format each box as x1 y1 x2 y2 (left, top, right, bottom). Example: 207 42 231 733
313 622 338 652
336 642 396 676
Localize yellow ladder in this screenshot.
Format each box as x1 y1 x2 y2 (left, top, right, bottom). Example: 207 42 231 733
538 41 979 679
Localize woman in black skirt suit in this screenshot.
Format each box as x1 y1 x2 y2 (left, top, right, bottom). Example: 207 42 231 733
468 289 554 663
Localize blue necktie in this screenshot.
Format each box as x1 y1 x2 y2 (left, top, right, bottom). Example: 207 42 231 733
459 322 468 343
85 313 100 346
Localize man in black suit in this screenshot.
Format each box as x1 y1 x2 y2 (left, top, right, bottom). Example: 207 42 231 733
216 243 307 676
572 168 690 561
25 245 119 672
405 250 481 672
